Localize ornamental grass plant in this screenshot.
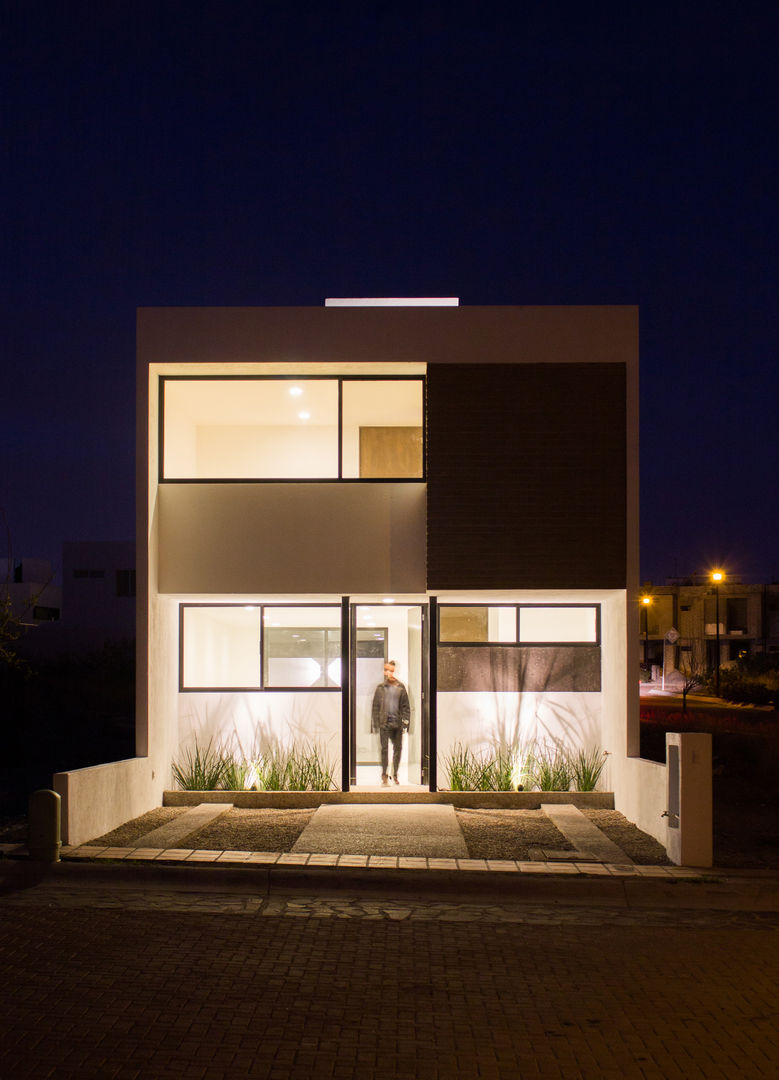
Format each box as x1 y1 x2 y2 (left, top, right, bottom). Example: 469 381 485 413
441 740 607 792
171 739 229 791
172 740 336 791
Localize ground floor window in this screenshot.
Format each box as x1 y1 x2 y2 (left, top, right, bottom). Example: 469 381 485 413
175 596 612 791
180 604 341 691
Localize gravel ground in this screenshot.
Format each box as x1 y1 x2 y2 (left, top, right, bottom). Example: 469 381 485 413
84 805 670 864
579 808 670 865
90 807 316 852
454 808 573 860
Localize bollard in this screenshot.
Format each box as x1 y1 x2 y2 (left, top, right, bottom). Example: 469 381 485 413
28 789 62 863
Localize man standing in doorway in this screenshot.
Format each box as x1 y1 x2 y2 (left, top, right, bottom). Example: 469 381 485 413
371 660 410 785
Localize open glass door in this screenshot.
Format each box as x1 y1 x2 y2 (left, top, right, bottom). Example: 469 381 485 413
351 604 425 788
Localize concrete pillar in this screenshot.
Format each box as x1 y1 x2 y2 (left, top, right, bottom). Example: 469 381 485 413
665 732 712 867
28 789 62 863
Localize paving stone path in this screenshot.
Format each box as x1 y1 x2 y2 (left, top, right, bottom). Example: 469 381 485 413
0 895 776 1079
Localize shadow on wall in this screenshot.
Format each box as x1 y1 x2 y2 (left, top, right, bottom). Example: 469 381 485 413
176 691 341 784
437 690 602 759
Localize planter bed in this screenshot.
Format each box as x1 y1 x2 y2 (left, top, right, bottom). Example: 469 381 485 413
163 789 615 809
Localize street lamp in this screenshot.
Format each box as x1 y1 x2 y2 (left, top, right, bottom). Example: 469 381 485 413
641 595 653 671
711 570 725 695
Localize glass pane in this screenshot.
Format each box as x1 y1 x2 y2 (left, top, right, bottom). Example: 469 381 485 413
518 606 598 643
439 606 517 643
263 607 341 687
182 606 261 689
353 605 422 786
341 381 423 477
163 379 339 478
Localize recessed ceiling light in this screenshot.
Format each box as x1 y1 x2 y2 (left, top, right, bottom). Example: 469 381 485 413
298 411 310 420
289 386 303 396
382 598 395 604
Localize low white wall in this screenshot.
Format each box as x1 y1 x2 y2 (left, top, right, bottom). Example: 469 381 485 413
609 736 713 867
609 754 668 848
53 757 160 847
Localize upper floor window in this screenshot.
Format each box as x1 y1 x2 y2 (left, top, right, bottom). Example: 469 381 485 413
161 376 424 480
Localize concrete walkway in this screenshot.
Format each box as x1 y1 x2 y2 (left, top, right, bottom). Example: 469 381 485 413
291 803 469 858
542 803 633 864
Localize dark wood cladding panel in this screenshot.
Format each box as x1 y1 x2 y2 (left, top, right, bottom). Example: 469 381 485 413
427 363 627 589
438 646 602 693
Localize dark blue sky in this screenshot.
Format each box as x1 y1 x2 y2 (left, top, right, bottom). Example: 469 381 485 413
2 3 777 584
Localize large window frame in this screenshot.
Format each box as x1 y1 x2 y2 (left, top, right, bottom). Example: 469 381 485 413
159 374 426 483
179 603 343 692
437 603 601 646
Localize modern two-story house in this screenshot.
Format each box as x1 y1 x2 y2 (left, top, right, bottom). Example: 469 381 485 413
55 301 711 863
136 301 638 793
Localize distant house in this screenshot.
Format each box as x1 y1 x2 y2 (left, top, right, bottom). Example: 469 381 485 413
59 540 136 653
1 557 61 630
10 542 135 659
640 578 779 678
54 300 712 864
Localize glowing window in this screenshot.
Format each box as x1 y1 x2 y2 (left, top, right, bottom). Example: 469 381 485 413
439 606 517 643
518 606 598 643
161 376 424 480
263 607 342 688
182 606 261 689
341 380 423 478
163 379 339 479
180 604 342 691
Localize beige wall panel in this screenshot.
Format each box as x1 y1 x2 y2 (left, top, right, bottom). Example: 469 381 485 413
158 483 426 594
138 305 638 368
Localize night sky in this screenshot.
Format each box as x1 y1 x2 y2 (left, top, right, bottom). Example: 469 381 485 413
2 4 777 586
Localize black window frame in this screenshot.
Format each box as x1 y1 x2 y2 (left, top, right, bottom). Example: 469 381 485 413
436 603 601 647
159 374 426 484
179 602 343 693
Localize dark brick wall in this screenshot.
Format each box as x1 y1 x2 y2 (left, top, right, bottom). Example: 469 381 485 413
427 363 627 589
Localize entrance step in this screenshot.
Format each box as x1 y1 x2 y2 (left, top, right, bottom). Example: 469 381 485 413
132 803 234 850
292 803 469 858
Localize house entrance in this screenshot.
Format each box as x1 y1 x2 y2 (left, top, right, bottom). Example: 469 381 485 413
350 604 428 788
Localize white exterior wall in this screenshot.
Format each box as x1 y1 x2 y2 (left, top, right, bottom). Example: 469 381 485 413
177 691 342 782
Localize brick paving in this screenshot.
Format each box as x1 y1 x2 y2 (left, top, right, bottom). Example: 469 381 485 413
0 840 698 878
0 867 777 1078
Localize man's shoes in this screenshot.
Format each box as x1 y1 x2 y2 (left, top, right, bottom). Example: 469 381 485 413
381 775 389 786
393 776 400 785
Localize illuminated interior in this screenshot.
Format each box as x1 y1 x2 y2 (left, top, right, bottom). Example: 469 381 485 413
162 376 423 480
181 604 341 690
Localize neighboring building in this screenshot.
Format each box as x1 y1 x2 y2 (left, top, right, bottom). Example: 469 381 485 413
59 540 136 652
10 542 135 659
1 557 61 628
640 579 779 681
53 300 712 863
